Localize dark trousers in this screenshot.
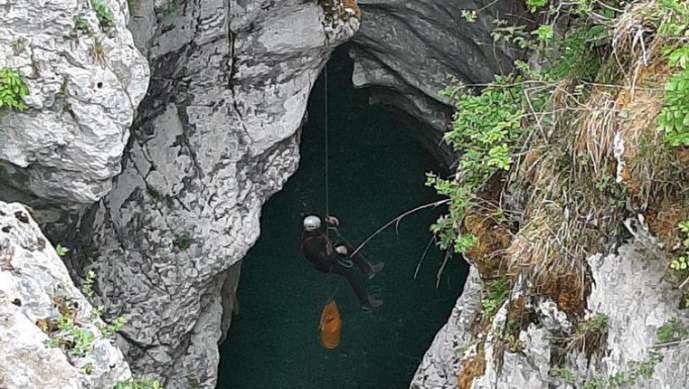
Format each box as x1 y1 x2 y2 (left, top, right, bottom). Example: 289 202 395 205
330 259 371 307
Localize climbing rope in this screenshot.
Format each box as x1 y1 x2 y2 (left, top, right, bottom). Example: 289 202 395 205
324 61 330 227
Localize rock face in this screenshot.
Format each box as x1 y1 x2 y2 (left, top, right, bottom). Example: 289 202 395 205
411 267 483 388
0 201 131 389
411 220 689 388
74 1 360 387
349 0 525 164
0 0 149 215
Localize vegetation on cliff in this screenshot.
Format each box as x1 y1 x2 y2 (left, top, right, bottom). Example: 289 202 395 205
428 0 689 386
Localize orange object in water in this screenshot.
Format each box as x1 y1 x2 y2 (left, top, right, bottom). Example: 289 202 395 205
319 300 341 350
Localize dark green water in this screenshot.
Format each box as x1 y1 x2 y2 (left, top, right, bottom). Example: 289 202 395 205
217 48 469 389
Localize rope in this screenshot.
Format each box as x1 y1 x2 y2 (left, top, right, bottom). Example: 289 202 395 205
324 61 330 227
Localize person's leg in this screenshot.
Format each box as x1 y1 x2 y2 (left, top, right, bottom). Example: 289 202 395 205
330 263 371 307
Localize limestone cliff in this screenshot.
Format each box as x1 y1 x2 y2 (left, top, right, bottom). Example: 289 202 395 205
0 0 149 225
72 1 360 387
0 201 131 389
349 0 525 164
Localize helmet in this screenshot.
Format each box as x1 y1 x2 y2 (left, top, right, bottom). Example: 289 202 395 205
303 215 321 231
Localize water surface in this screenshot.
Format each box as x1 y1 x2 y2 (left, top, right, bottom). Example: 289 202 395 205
217 47 469 389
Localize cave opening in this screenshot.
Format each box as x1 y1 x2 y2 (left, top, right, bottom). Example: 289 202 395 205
216 46 470 388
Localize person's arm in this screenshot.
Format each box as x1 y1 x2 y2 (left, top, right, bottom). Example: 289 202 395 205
325 215 339 228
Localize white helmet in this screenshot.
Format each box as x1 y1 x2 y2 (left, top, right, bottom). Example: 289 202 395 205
303 215 321 231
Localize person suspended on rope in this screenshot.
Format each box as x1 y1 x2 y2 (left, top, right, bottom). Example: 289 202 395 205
301 214 384 311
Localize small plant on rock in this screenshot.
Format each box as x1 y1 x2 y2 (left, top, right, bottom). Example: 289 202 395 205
461 10 477 23
480 277 510 321
99 315 126 337
91 0 114 30
577 313 609 336
47 312 96 358
0 68 29 112
81 270 96 298
55 244 70 257
173 235 192 251
568 313 609 358
73 16 91 35
670 221 689 272
657 318 689 343
113 378 162 389
551 367 576 385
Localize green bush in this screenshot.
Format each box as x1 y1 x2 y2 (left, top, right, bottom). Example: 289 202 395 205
658 49 689 147
0 68 28 112
91 0 114 30
427 76 525 253
47 314 96 358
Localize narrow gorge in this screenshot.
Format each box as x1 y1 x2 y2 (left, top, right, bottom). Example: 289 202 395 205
1 1 689 389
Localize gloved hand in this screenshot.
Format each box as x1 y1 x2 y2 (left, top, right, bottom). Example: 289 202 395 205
326 215 340 227
335 245 348 255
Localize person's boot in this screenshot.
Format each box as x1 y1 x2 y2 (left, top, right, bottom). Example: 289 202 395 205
362 295 383 311
367 261 384 280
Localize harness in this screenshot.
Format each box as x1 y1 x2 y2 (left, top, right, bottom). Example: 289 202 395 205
302 234 353 270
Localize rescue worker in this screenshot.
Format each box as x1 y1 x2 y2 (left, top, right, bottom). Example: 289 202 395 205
301 215 384 310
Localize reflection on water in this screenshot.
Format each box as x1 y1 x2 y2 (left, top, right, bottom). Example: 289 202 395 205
216 47 469 389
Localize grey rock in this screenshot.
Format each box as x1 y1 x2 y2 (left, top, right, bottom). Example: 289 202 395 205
350 0 525 164
0 0 149 210
585 221 689 388
0 201 131 389
412 220 689 388
411 267 483 388
77 1 360 387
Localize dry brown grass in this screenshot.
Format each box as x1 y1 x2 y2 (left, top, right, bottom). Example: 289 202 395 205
342 0 361 18
500 6 689 315
463 205 512 280
573 90 618 181
646 200 689 249
458 345 486 389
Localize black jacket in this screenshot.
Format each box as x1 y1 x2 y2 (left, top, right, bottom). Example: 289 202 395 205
301 219 338 273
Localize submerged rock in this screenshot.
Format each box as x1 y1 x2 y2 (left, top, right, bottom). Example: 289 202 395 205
75 0 360 387
0 201 131 389
0 0 149 212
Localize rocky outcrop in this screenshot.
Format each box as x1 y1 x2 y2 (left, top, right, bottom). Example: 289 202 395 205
349 0 525 164
411 220 689 388
0 0 149 218
0 201 131 389
74 1 360 387
412 267 483 388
